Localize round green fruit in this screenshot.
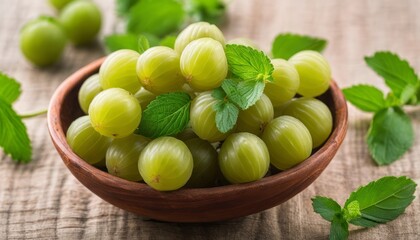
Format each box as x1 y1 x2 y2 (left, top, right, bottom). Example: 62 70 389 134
89 88 142 138
262 116 312 170
66 115 112 164
20 16 67 67
59 0 101 45
264 59 300 107
49 0 75 10
281 97 333 148
134 88 156 110
219 132 270 184
78 73 102 114
236 94 273 136
138 137 193 191
289 50 331 97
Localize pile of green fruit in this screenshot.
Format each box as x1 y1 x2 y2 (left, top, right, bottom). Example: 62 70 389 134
20 0 101 67
66 21 333 191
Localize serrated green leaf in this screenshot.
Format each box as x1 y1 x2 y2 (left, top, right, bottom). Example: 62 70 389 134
345 176 417 227
211 87 226 101
127 0 185 37
159 35 177 48
138 35 150 54
367 107 414 165
221 79 265 110
104 34 139 53
312 196 342 222
365 52 419 103
116 0 140 16
0 99 31 162
137 92 191 138
225 44 273 81
0 72 21 104
214 100 239 133
271 33 327 60
342 84 387 112
329 214 349 240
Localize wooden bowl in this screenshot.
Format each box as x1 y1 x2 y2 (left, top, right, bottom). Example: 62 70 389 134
47 58 348 223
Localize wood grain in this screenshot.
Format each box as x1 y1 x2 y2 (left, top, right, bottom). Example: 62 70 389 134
1 0 420 239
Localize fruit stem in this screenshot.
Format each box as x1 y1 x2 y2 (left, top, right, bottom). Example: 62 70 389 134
19 109 48 119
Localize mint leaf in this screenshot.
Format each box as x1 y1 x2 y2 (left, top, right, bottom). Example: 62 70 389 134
212 87 226 101
271 33 327 60
116 0 140 16
159 35 177 48
127 0 185 37
329 214 349 240
0 72 21 104
137 92 191 138
365 52 419 103
214 100 239 133
0 99 31 162
222 79 265 110
342 85 386 112
104 34 139 53
138 35 150 54
225 44 274 81
344 176 417 227
367 107 414 165
190 0 226 24
312 196 342 222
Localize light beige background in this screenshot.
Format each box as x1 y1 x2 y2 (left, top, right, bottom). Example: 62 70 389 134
0 0 419 239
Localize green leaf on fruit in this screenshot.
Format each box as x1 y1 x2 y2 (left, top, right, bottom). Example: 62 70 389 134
137 92 191 138
365 52 419 103
159 35 177 48
342 84 386 112
137 35 150 54
212 87 227 100
127 0 185 37
214 100 239 133
221 79 265 110
312 196 342 222
225 44 274 81
344 176 416 227
104 34 139 53
271 33 327 60
367 107 413 165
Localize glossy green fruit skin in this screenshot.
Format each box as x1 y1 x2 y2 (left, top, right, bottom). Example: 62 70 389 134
134 87 156 110
219 132 270 184
49 0 75 10
184 138 219 188
138 137 193 191
282 97 333 148
227 38 259 49
99 49 141 94
20 17 67 67
106 134 149 181
174 21 225 54
78 73 102 114
59 0 101 45
180 38 228 91
236 94 274 136
262 116 312 170
190 92 230 142
175 127 198 141
264 59 300 107
137 46 185 94
89 88 142 138
66 115 112 164
289 50 331 97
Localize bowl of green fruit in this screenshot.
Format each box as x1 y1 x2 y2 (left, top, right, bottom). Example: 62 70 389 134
47 22 348 223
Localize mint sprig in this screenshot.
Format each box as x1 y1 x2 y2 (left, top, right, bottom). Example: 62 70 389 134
343 51 419 165
271 33 327 60
0 72 32 162
312 176 417 240
137 92 191 138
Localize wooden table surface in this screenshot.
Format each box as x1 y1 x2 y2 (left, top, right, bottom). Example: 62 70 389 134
1 0 419 239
